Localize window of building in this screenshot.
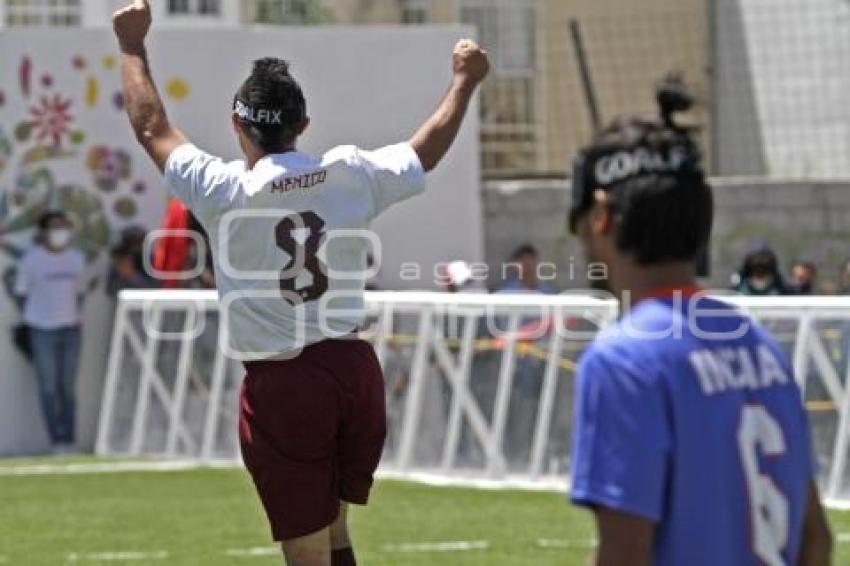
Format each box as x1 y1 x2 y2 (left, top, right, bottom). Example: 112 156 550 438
167 0 220 16
401 0 429 24
458 0 537 175
255 0 321 24
198 0 219 15
168 0 190 14
5 0 81 27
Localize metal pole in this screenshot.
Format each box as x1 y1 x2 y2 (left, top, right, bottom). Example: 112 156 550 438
95 301 129 455
569 18 602 132
397 308 434 471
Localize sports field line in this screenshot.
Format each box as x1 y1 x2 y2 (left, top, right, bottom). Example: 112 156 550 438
224 547 280 558
377 469 567 492
5 460 850 515
0 462 567 493
0 459 238 477
382 540 490 553
67 551 169 562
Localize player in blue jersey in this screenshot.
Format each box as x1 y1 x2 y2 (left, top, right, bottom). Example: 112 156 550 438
566 78 832 565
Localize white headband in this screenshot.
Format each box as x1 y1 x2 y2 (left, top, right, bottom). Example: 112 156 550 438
233 99 285 125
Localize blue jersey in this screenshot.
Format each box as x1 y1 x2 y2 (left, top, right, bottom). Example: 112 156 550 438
570 292 815 566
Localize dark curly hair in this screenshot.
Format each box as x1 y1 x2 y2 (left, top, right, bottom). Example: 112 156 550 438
571 74 713 266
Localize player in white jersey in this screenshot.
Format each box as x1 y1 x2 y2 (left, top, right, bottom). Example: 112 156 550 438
112 1 489 565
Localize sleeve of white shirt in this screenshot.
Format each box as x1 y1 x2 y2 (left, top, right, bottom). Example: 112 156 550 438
356 143 426 218
164 143 243 220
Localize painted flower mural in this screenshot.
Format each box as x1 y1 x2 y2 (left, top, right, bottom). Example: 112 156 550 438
0 51 191 300
29 93 74 146
0 128 12 176
86 146 131 192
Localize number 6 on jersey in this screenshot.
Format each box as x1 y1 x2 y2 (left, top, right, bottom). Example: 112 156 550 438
738 404 789 566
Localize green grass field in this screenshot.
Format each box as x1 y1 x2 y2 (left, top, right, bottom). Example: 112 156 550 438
1 459 849 565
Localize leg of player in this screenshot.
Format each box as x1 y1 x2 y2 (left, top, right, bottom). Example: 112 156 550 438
281 527 331 566
330 503 356 565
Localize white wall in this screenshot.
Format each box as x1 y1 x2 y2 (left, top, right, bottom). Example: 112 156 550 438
0 26 482 454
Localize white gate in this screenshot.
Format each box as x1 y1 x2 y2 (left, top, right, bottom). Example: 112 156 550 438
95 290 850 501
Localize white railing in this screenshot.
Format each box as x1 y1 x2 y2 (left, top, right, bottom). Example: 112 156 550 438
95 290 850 500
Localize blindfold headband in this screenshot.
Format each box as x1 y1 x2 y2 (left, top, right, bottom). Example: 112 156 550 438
232 96 304 126
568 140 700 234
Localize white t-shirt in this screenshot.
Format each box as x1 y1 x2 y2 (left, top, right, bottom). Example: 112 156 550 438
15 246 85 330
165 142 425 360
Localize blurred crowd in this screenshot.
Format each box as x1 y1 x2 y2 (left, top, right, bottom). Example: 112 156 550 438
730 243 848 296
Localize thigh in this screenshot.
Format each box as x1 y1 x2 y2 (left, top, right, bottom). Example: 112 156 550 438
239 359 342 542
336 341 387 505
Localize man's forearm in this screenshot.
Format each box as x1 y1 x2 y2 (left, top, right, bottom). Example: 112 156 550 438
409 77 477 172
114 1 186 170
120 45 186 171
121 47 171 145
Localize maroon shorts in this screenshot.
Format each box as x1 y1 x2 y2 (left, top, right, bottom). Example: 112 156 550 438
238 338 387 541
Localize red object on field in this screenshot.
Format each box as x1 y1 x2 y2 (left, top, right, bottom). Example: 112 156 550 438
152 198 191 289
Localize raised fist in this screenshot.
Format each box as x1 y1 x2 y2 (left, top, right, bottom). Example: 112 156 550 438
452 39 490 86
113 0 152 53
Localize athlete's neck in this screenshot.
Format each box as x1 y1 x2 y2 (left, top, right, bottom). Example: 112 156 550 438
608 260 698 311
246 146 297 170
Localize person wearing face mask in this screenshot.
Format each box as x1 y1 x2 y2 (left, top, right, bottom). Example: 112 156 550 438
732 245 789 296
14 211 86 454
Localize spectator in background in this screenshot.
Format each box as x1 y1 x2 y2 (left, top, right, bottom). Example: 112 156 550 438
439 260 475 293
14 211 85 453
732 245 788 296
106 241 158 296
498 244 557 294
107 225 157 296
788 260 817 295
117 225 147 262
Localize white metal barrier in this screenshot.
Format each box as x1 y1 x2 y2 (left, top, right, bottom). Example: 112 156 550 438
96 290 850 500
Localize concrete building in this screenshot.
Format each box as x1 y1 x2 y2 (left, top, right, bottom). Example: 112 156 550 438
1 0 711 177
340 0 711 177
0 0 238 27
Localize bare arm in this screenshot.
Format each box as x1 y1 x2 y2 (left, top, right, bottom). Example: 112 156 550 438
798 481 832 566
114 0 186 172
409 39 489 172
593 507 654 566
